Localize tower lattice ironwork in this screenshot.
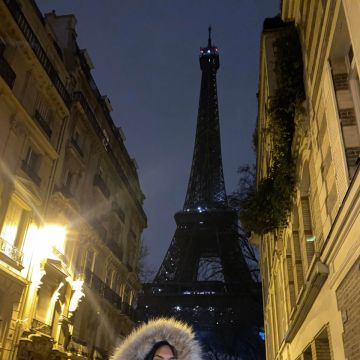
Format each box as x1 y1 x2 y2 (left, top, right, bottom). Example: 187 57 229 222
138 28 264 359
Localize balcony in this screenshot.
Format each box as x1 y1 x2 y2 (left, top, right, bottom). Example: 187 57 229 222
4 0 70 107
0 237 23 266
70 138 84 158
93 174 110 198
104 286 122 311
84 269 122 311
31 318 52 336
0 56 16 88
34 110 52 138
122 301 137 321
21 160 41 186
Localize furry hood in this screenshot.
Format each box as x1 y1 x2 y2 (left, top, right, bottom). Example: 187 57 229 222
110 318 202 360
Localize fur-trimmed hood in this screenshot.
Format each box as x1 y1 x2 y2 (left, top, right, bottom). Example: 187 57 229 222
110 318 202 360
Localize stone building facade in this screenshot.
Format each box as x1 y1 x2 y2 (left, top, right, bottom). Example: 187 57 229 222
255 1 360 359
0 1 147 359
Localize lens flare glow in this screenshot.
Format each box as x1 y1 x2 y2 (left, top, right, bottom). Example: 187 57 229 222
25 224 67 262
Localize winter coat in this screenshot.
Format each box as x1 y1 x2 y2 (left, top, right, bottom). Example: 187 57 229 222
110 318 203 360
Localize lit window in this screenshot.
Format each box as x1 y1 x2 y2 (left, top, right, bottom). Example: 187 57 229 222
0 198 28 247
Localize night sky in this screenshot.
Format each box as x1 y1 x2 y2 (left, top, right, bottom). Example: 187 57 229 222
37 0 280 273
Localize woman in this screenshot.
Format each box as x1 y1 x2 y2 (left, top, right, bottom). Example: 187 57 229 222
110 318 202 360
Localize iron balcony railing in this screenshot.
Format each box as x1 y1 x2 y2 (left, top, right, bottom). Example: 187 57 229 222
84 268 122 311
72 91 99 132
0 56 16 88
0 237 23 264
70 138 84 158
121 301 137 321
34 110 52 138
31 318 52 336
21 160 41 186
4 0 70 106
93 174 110 198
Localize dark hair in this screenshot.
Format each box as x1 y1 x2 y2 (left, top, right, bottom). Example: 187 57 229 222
144 341 177 360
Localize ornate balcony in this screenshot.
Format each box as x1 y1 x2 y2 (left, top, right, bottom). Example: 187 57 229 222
21 160 41 186
84 269 122 311
93 174 110 198
4 0 70 106
104 286 122 311
0 56 16 88
31 318 52 336
34 110 52 138
0 237 23 265
121 301 137 321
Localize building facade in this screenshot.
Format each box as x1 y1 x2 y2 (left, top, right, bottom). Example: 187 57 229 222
0 1 147 359
256 1 360 359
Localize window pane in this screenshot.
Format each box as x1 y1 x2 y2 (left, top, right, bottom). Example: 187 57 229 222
0 200 24 245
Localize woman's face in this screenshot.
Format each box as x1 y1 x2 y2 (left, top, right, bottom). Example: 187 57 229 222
153 345 176 360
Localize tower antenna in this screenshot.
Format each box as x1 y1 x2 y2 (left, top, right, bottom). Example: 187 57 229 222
208 25 212 47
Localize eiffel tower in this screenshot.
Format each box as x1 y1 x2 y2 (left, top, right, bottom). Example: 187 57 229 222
138 28 264 358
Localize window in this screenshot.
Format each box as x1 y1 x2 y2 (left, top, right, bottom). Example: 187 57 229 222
63 170 75 197
64 171 73 189
85 249 95 271
25 147 39 171
301 195 315 265
22 147 41 186
0 198 28 247
291 208 304 296
73 129 80 143
71 129 84 157
105 267 113 288
34 92 52 138
0 197 29 265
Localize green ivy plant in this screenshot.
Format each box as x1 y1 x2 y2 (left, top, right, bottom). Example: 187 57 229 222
238 24 305 235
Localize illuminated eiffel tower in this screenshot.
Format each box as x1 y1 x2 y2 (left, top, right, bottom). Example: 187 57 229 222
138 28 264 358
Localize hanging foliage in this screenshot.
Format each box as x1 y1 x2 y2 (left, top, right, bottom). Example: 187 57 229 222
237 23 305 235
